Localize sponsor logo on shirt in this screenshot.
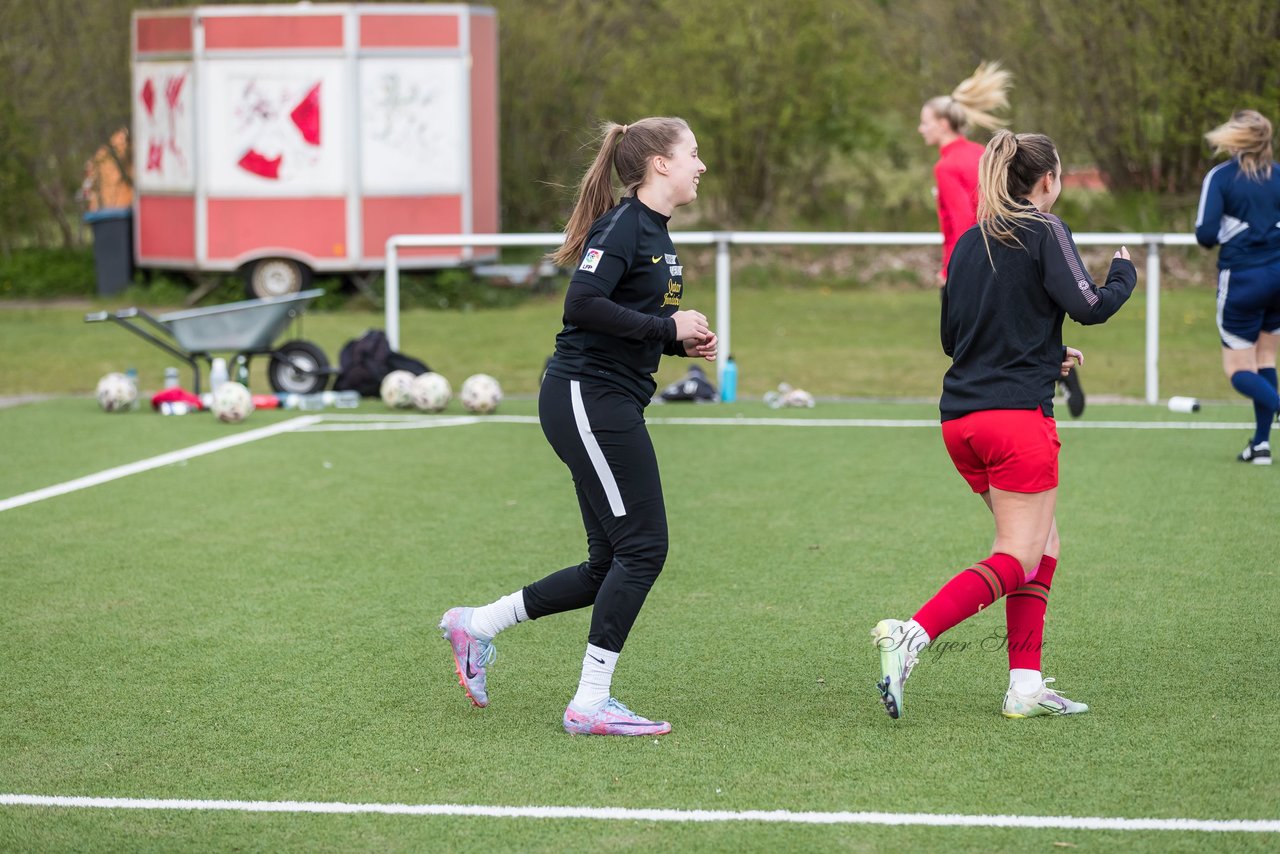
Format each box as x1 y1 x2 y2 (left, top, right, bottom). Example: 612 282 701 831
662 279 683 307
579 248 603 272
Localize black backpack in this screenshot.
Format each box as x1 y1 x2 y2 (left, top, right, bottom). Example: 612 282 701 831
659 364 717 402
334 329 430 397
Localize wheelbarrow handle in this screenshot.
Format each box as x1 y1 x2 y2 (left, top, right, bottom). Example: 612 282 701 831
84 311 109 322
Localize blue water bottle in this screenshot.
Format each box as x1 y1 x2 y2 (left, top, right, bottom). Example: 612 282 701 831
720 355 737 403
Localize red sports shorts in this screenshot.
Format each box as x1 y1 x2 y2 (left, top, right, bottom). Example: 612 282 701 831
941 408 1060 494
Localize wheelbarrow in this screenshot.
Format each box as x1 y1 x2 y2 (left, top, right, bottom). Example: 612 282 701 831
85 289 332 395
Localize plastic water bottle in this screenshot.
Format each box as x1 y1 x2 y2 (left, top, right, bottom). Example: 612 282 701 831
125 367 140 410
720 356 737 403
164 366 180 389
234 355 249 388
324 390 360 409
209 357 229 393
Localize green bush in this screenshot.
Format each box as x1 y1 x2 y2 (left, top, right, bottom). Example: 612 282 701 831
0 247 96 298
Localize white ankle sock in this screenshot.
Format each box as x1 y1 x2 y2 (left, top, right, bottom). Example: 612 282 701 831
570 644 618 711
470 591 528 640
902 620 931 655
1010 668 1043 694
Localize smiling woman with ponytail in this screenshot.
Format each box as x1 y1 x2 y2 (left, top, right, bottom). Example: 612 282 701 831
440 116 717 738
871 129 1137 723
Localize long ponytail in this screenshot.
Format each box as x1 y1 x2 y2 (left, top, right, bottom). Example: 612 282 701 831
924 61 1013 137
976 130 1058 250
549 117 690 268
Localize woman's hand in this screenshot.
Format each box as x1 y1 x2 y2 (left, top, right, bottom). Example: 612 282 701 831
1114 246 1131 261
672 310 709 342
1061 346 1084 377
684 331 718 362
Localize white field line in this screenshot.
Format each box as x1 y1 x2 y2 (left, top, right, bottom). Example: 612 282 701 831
0 415 323 514
2 413 1254 512
297 414 1254 432
0 795 1276 833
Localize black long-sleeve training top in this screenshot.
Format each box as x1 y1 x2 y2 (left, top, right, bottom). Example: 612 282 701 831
544 196 688 404
940 209 1137 421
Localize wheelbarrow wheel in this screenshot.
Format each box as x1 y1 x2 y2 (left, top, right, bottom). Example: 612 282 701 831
245 257 311 299
268 339 330 395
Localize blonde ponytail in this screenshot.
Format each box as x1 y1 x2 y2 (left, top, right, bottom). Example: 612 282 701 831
924 61 1013 137
977 130 1058 250
1205 110 1274 181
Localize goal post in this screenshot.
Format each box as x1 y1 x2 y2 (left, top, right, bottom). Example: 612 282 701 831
385 231 1196 404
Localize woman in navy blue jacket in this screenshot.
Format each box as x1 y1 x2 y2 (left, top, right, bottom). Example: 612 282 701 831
1196 109 1280 464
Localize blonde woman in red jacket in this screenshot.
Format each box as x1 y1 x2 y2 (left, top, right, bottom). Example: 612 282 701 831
918 62 1086 416
918 61 1013 286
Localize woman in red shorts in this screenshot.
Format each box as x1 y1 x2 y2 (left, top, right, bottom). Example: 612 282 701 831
872 130 1137 720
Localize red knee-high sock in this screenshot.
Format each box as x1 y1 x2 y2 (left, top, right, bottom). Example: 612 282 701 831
1005 555 1057 671
912 552 1025 640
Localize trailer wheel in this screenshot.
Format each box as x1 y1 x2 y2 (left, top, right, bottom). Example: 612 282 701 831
268 339 330 395
246 258 311 299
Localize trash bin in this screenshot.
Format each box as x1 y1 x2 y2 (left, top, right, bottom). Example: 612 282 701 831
85 208 134 297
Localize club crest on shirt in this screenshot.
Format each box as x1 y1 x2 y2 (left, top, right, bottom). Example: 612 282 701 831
579 248 604 272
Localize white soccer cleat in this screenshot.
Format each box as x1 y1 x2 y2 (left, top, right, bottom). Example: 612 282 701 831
1002 677 1089 718
871 618 918 720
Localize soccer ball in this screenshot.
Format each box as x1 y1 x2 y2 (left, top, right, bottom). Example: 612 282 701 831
96 372 137 412
211 381 254 423
411 372 452 412
460 373 503 414
380 369 417 408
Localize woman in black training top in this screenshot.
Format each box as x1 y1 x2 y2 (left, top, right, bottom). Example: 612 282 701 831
441 117 715 736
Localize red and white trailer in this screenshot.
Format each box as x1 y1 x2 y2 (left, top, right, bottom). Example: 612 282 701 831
131 3 498 298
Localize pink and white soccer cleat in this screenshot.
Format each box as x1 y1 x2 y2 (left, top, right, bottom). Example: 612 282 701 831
562 697 672 736
439 607 496 708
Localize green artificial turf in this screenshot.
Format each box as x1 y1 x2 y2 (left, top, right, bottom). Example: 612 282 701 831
1 398 1276 851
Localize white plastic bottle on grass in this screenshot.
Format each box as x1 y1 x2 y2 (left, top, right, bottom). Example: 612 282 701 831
209 357 229 393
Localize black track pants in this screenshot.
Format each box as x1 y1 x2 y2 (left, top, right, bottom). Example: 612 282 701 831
522 376 668 653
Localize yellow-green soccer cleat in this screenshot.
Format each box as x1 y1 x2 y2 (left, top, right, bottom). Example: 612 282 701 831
871 618 918 720
1002 677 1089 718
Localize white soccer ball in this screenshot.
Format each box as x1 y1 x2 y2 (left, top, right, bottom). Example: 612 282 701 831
96 372 137 413
411 372 452 413
380 369 417 408
460 373 503 414
211 381 254 423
